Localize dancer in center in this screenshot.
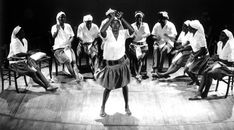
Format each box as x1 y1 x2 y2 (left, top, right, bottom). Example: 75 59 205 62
97 10 135 117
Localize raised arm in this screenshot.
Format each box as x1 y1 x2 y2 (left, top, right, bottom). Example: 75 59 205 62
116 12 134 35
51 24 60 38
100 13 115 38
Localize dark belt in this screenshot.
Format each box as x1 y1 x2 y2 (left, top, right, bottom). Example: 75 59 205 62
133 42 144 45
106 55 127 66
83 42 92 45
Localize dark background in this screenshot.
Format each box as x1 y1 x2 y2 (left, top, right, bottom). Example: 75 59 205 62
0 0 233 60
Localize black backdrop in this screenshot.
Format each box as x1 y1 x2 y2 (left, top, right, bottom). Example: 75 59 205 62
1 0 234 55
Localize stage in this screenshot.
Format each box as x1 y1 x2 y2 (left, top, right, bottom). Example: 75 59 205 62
0 60 234 130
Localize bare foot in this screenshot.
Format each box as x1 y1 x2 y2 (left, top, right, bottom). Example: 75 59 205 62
100 107 107 117
125 107 132 116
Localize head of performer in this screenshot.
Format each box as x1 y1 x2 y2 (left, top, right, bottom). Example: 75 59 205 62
56 11 66 26
83 14 93 30
110 17 121 32
158 11 169 27
135 11 144 25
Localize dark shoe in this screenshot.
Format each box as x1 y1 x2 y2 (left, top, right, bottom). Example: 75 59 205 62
162 74 170 78
157 68 163 73
46 85 58 91
157 72 170 78
201 93 208 99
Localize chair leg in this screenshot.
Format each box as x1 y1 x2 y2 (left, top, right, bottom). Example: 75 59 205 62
8 70 11 86
55 61 58 76
225 76 231 98
215 80 219 91
62 64 65 71
231 76 234 91
1 69 4 91
14 72 19 93
49 58 53 79
24 76 28 86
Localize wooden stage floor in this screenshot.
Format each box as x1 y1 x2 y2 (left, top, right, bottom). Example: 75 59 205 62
0 61 234 130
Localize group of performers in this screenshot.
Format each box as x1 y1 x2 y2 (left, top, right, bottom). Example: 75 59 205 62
6 8 234 117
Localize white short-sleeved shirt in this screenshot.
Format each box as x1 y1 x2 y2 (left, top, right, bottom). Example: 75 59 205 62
189 32 207 53
77 23 99 43
51 23 74 50
8 38 28 59
131 22 150 43
102 29 131 60
151 21 177 47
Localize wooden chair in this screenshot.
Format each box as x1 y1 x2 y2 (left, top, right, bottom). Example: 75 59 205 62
215 63 234 98
0 59 28 93
29 49 53 79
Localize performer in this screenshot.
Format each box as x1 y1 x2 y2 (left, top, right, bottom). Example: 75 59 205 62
51 11 83 82
100 8 124 31
184 20 209 86
8 26 58 91
97 11 134 117
151 11 177 73
152 20 192 78
189 29 234 99
77 14 100 73
129 11 150 82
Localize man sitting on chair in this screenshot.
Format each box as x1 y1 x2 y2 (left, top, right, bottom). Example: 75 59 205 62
51 11 83 82
77 14 100 74
8 26 58 91
189 29 234 99
151 11 177 73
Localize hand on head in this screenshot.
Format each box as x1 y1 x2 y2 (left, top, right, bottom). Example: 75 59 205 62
115 11 124 19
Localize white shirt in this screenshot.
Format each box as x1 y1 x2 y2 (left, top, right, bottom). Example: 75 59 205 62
51 23 74 50
131 22 150 43
102 29 131 60
189 31 207 53
229 39 234 62
177 31 192 46
151 21 177 47
217 39 234 61
77 22 99 43
8 38 28 58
